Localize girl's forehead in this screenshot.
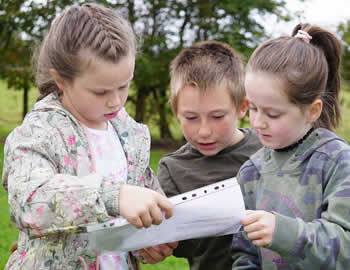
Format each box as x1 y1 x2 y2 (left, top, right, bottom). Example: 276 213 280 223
79 50 135 69
245 73 300 113
74 53 135 87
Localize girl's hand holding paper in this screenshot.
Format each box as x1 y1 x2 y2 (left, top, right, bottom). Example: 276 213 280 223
119 184 174 228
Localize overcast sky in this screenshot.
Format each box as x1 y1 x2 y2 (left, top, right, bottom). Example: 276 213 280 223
262 0 350 37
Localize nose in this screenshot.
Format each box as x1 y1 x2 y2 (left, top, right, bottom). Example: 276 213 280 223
252 112 267 129
198 121 212 138
107 91 120 108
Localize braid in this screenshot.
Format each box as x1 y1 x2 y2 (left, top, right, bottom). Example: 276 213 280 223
35 3 137 101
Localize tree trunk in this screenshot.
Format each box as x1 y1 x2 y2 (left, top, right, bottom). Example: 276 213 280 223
151 88 173 140
135 88 147 123
22 85 29 120
158 100 173 140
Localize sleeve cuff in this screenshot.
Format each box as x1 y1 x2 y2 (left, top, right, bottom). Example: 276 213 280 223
268 212 299 256
100 181 123 217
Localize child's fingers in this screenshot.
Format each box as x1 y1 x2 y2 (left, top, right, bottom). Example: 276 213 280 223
252 238 271 247
129 216 143 229
156 243 174 257
139 243 174 264
139 248 161 264
245 210 255 215
139 211 153 228
150 204 164 225
157 196 174 219
243 221 262 234
241 210 260 226
246 230 264 241
166 241 179 249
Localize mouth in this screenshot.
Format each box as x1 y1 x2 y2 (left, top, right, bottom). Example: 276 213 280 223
104 111 118 119
259 133 272 139
197 142 216 149
256 129 269 136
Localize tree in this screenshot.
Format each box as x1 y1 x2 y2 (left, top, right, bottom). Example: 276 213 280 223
338 20 350 82
0 0 35 118
0 0 106 119
1 0 292 139
112 0 291 139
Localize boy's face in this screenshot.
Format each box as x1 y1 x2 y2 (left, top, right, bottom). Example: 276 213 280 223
177 84 248 156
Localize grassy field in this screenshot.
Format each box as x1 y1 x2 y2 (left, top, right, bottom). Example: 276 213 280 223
1 81 350 269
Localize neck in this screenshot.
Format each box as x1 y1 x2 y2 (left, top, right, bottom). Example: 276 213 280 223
274 127 314 152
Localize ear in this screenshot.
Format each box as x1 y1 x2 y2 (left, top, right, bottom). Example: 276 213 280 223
237 97 249 120
307 98 323 123
49 68 68 92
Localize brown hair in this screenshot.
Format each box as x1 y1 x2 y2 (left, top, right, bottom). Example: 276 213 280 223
246 23 342 130
169 40 245 115
34 3 137 101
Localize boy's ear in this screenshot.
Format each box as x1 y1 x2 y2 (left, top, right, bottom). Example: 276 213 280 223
237 97 249 120
307 98 322 123
49 68 68 92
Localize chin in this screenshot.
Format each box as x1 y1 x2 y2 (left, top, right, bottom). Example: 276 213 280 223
199 149 219 156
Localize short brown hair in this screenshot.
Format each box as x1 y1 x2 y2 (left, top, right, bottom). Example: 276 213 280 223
169 41 245 115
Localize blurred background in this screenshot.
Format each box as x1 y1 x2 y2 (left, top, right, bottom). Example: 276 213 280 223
1 0 350 269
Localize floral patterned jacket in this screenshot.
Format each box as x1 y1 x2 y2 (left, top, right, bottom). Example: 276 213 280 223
2 93 163 270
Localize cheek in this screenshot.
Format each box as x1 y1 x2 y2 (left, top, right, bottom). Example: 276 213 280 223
217 122 232 134
270 120 295 140
213 120 235 140
122 92 129 105
248 112 254 126
180 121 195 138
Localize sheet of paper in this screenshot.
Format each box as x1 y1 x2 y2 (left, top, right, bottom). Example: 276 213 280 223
86 177 245 252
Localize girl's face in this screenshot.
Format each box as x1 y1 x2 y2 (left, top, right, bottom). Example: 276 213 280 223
245 71 314 150
176 84 248 156
58 53 135 130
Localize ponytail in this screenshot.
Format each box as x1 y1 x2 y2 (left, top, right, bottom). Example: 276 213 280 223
293 24 342 130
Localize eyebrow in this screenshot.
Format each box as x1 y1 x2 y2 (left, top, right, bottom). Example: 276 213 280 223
180 109 228 114
89 76 134 92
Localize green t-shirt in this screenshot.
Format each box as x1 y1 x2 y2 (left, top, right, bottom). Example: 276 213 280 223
158 128 262 270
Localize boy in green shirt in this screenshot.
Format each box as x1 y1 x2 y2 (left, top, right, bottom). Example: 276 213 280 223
150 41 262 270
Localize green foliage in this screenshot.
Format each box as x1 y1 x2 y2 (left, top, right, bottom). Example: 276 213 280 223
1 0 293 137
338 20 350 81
124 0 292 139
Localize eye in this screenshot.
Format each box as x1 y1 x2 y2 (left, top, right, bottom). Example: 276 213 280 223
213 114 224 119
94 91 107 96
184 116 197 120
267 114 280 119
248 106 257 111
119 82 130 90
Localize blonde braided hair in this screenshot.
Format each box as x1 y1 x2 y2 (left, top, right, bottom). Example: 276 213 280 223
34 3 137 100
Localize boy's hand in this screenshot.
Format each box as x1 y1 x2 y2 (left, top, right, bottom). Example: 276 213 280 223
119 184 174 228
139 242 179 264
241 210 276 247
